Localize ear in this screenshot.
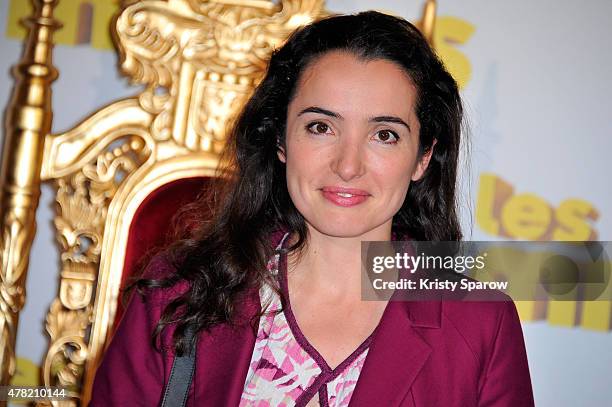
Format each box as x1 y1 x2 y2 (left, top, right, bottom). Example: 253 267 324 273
277 142 286 163
411 138 437 181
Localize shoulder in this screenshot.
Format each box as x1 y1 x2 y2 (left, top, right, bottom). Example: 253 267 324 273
442 297 520 336
116 252 192 353
440 298 525 365
432 269 518 339
136 252 191 307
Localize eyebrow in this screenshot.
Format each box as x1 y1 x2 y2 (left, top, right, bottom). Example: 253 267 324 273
371 116 411 133
298 106 341 119
297 106 411 132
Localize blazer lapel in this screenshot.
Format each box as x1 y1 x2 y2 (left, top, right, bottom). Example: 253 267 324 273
349 300 441 407
192 285 261 407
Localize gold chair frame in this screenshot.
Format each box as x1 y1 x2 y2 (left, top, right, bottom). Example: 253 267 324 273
0 0 437 405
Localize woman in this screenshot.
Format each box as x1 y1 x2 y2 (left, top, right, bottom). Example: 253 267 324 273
90 11 534 407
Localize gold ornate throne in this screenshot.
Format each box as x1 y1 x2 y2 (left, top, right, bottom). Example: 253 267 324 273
0 0 437 405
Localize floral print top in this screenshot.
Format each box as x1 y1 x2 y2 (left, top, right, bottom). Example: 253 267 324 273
239 236 375 407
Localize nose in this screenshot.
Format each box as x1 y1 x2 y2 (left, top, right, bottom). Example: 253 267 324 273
330 137 366 182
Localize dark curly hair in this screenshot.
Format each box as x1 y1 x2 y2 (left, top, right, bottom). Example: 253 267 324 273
133 10 464 355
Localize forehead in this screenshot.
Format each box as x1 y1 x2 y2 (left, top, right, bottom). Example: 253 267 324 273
290 51 418 117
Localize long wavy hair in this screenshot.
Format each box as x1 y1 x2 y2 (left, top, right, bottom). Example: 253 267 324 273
133 10 464 355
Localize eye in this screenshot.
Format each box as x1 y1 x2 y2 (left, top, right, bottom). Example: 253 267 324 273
373 129 400 144
306 121 333 135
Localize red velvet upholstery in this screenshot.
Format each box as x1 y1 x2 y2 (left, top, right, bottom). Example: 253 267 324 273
113 176 212 329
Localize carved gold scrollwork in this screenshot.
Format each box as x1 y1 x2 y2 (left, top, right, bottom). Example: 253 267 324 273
0 203 30 383
0 0 61 392
44 300 90 394
115 0 324 153
191 70 254 152
41 135 150 405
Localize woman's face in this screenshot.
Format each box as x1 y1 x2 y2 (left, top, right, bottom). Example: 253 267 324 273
281 51 433 240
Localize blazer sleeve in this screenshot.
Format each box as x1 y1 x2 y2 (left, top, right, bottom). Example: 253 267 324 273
477 300 535 407
89 256 180 406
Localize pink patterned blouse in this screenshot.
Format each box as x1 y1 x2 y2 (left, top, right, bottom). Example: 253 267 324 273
239 236 375 407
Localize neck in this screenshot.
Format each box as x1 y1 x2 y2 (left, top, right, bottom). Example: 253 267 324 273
286 223 392 302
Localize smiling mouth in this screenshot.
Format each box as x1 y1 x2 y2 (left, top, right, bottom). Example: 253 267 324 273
320 187 370 207
320 187 370 195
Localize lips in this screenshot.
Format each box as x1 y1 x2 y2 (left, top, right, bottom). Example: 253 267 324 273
320 186 370 207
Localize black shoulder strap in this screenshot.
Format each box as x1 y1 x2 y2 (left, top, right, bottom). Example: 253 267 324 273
160 325 197 407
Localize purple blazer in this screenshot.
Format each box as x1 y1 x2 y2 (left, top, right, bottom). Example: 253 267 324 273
90 254 534 407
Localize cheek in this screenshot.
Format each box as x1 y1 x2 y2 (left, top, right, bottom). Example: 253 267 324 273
388 174 412 204
285 136 324 176
371 155 415 201
284 143 317 192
